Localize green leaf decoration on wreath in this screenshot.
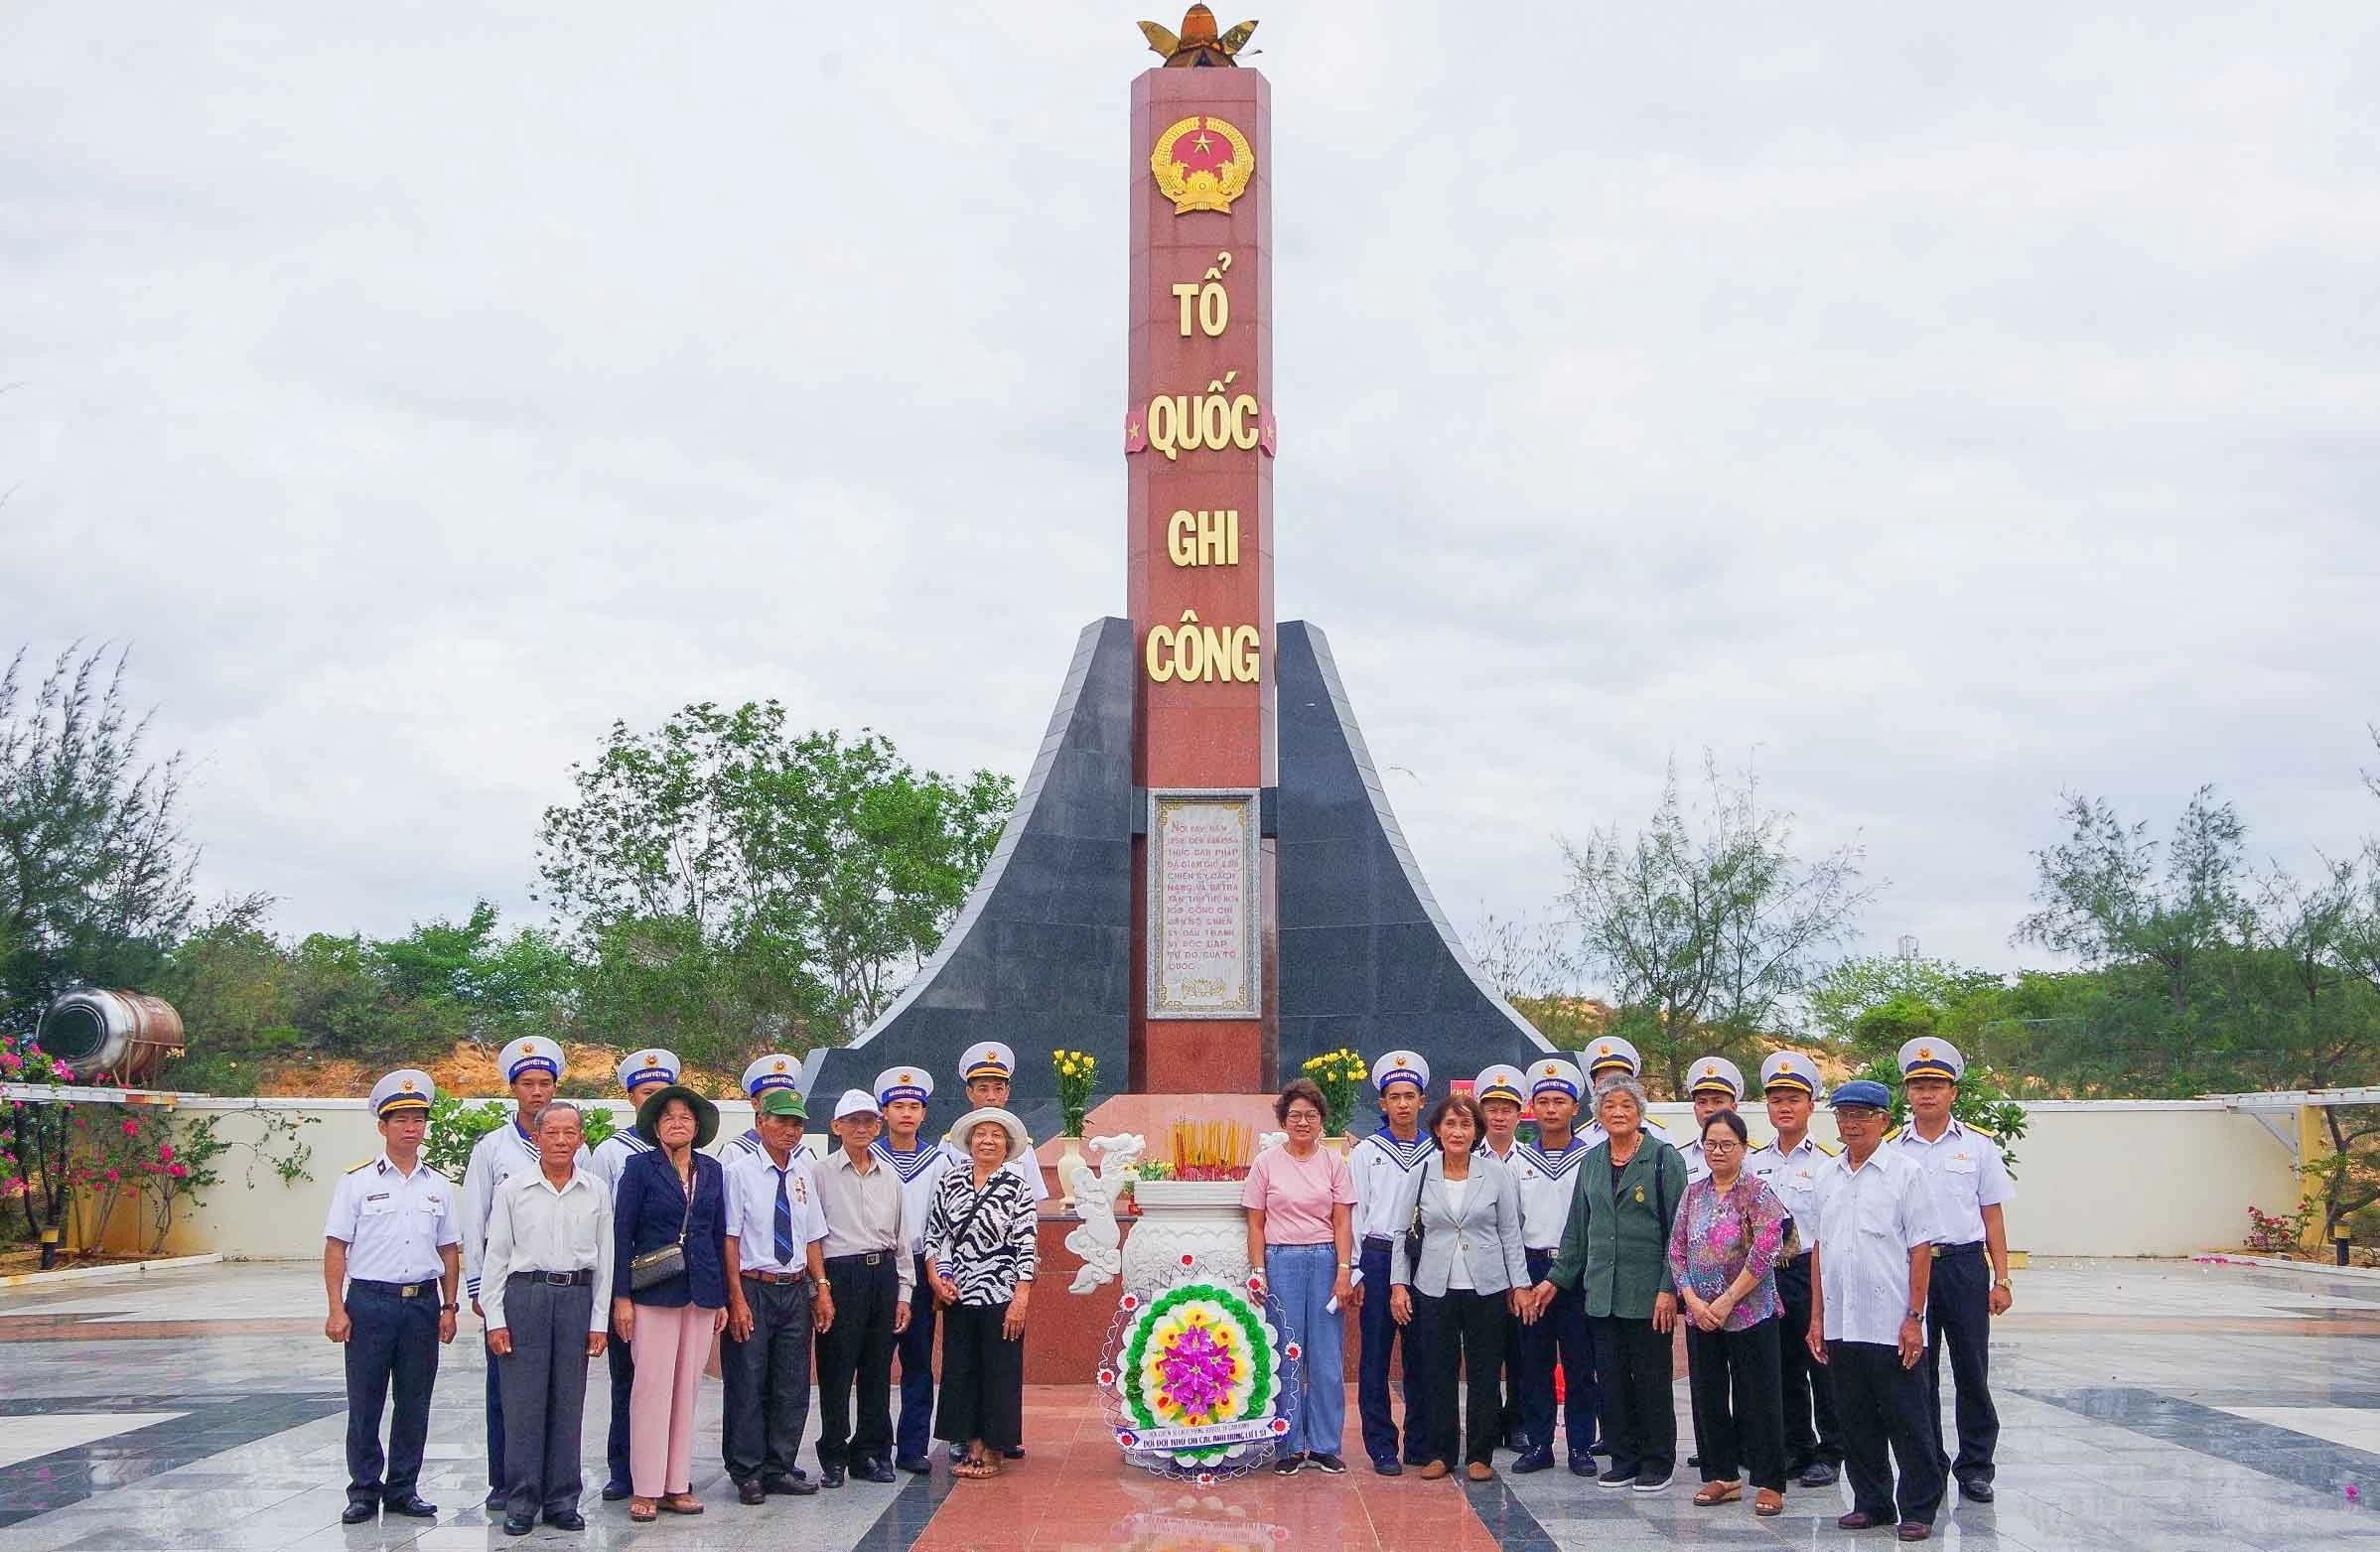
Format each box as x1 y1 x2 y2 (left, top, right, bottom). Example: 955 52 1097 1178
1118 1281 1280 1463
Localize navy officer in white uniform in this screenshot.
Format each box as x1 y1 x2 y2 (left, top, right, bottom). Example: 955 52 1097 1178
1890 1038 2015 1505
1574 1036 1661 1149
586 1047 678 1501
459 1037 587 1508
873 1063 955 1474
1675 1056 1746 1186
727 1054 810 1160
1507 1058 1601 1476
1350 1049 1436 1475
325 1069 461 1525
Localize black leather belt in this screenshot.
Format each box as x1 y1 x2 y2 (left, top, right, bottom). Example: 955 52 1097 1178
350 1278 440 1299
1932 1241 1984 1258
510 1269 594 1286
826 1251 893 1268
742 1268 809 1285
1361 1234 1397 1249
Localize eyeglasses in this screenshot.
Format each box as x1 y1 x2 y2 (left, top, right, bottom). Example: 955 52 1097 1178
1703 1140 1743 1154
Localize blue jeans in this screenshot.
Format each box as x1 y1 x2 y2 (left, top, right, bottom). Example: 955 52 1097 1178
1264 1243 1345 1457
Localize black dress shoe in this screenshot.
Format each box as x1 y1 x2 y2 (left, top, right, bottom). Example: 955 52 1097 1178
1001 1446 1026 1460
1567 1452 1596 1477
1959 1478 1995 1503
1686 1453 1702 1469
543 1510 586 1531
385 1495 438 1518
855 1460 898 1484
1503 1425 1530 1453
1896 1523 1933 1542
1800 1461 1839 1487
484 1490 507 1509
896 1455 933 1475
1370 1456 1403 1477
501 1515 536 1537
1510 1445 1554 1474
341 1502 375 1525
739 1479 768 1505
764 1473 819 1496
820 1463 846 1488
601 1481 630 1501
1838 1510 1886 1529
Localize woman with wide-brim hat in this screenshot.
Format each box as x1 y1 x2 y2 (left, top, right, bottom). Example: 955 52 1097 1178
611 1084 729 1521
923 1106 1038 1480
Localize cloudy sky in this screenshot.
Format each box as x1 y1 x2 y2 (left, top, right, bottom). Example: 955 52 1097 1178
5 3 2376 985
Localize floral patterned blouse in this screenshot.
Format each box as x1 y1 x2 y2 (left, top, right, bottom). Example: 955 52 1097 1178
1664 1174 1788 1331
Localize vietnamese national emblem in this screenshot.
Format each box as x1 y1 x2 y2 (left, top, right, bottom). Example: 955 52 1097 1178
1151 115 1254 214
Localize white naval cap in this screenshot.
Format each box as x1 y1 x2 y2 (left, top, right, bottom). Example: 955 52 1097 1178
834 1088 883 1122
1584 1036 1641 1079
1898 1038 1965 1082
1473 1064 1526 1105
1369 1050 1429 1094
960 1042 1017 1083
370 1068 436 1118
1686 1056 1746 1100
742 1053 803 1096
617 1048 680 1093
876 1065 935 1107
1759 1051 1820 1097
497 1037 563 1084
1529 1058 1585 1101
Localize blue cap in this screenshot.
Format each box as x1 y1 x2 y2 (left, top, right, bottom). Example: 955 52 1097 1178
1831 1078 1892 1111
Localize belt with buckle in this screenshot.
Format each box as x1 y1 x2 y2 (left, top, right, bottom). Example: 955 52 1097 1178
742 1268 809 1285
1930 1241 1984 1258
510 1269 594 1287
826 1251 891 1268
351 1278 440 1299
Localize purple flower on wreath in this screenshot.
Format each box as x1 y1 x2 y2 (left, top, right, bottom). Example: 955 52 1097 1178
1153 1324 1236 1420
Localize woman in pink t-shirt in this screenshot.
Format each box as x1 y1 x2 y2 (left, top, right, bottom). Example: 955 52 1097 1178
1242 1078 1359 1475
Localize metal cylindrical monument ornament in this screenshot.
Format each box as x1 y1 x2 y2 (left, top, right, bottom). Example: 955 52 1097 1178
36 988 184 1083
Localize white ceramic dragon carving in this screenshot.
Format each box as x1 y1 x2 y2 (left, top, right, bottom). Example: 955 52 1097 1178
1064 1133 1147 1293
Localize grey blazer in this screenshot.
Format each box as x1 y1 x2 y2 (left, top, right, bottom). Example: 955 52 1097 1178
1392 1153 1531 1297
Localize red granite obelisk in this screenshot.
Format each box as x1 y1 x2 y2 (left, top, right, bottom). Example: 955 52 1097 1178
1126 63 1277 1095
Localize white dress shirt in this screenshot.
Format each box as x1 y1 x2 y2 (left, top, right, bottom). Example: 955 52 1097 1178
325 1154 459 1285
1349 1129 1436 1242
1890 1118 2014 1246
815 1147 916 1302
1678 1136 1712 1186
1809 1145 1939 1346
480 1165 613 1334
460 1120 591 1301
1510 1135 1590 1251
874 1136 955 1257
723 1148 829 1274
1747 1134 1834 1236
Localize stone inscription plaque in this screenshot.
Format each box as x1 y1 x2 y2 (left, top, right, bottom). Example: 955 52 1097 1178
1147 789 1259 1020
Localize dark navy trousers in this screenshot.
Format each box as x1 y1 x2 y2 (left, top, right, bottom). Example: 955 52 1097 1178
1356 1237 1429 1466
896 1253 937 1463
1924 1242 2000 1483
483 1327 506 1497
604 1326 634 1491
344 1282 440 1506
1516 1246 1599 1455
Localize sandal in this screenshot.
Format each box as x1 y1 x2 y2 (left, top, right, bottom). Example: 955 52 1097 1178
659 1491 705 1515
1754 1488 1785 1516
1693 1481 1743 1506
953 1455 1001 1480
628 1498 657 1523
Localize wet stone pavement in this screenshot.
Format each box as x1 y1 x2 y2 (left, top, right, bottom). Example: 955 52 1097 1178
0 1258 2376 1550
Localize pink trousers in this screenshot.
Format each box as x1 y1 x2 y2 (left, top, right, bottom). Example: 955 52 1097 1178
629 1302 714 1497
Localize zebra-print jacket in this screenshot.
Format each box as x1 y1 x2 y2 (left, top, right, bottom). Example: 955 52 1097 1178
923 1165 1039 1306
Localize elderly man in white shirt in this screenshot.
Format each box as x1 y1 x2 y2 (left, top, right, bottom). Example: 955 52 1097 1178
1806 1079 1945 1543
813 1089 916 1486
481 1102 612 1536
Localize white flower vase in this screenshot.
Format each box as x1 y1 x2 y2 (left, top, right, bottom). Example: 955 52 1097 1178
1056 1136 1087 1211
1121 1180 1251 1289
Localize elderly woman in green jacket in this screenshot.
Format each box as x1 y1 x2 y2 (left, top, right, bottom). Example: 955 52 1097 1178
1525 1074 1687 1493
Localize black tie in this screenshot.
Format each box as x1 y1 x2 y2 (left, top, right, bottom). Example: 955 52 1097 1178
773 1168 795 1267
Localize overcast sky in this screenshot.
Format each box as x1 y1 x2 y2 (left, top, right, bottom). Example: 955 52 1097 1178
5 4 2376 987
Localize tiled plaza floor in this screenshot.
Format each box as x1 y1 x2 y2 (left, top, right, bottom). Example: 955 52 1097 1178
0 1258 2377 1549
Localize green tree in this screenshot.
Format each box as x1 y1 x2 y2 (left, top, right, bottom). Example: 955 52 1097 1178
0 645 206 1035
1559 755 1874 1094
534 704 1013 1051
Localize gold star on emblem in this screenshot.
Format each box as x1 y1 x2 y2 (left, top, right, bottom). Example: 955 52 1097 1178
1192 131 1214 155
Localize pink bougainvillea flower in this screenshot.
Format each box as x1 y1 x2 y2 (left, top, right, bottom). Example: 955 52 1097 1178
158 1144 173 1163
167 1164 187 1178
122 1118 140 1136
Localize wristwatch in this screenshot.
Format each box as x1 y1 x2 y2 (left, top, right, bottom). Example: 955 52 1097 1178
1905 1309 1924 1322
1993 1277 2013 1290
442 1303 460 1312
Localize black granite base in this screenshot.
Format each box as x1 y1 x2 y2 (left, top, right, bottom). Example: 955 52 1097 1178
805 617 1554 1112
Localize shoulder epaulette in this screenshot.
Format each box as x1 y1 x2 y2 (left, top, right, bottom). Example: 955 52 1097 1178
1884 1125 1904 1142
1815 1139 1841 1156
1643 1117 1668 1133
347 1156 378 1174
1964 1122 1998 1142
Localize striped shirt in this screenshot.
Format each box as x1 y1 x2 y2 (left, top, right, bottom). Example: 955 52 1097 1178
923 1165 1038 1306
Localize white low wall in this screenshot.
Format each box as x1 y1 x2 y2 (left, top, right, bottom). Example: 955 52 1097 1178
73 1095 2305 1264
